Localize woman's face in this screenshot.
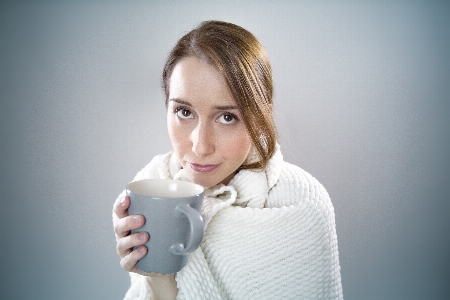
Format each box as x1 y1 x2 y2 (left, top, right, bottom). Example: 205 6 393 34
167 56 252 188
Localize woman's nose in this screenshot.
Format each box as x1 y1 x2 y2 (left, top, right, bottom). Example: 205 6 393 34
191 122 214 157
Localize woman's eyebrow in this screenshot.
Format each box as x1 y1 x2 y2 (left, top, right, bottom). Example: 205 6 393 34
169 98 238 111
169 98 192 106
214 105 239 110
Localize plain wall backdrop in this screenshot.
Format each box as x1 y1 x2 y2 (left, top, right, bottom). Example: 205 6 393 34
1 0 449 299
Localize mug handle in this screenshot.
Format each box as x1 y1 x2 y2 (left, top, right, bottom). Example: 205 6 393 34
169 204 204 255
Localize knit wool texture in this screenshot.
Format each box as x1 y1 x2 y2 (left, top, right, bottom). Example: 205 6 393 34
113 146 343 299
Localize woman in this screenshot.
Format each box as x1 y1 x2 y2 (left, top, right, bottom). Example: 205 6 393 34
113 20 343 300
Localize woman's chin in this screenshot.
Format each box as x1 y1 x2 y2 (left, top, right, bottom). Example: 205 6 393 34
188 174 221 189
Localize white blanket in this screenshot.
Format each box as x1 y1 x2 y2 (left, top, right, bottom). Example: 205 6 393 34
114 146 343 299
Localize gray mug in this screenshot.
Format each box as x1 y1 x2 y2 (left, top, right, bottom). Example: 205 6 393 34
126 179 205 274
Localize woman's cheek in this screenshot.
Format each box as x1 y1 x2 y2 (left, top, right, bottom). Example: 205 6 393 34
168 123 186 156
219 128 251 158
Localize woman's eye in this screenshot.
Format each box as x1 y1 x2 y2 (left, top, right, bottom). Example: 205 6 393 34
218 113 237 124
175 108 193 119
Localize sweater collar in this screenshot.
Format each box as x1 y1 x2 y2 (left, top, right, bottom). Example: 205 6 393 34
228 144 283 208
170 144 283 209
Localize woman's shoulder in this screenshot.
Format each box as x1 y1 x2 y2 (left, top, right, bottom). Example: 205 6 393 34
266 160 332 209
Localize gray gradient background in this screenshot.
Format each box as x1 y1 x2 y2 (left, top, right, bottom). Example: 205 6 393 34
1 0 449 299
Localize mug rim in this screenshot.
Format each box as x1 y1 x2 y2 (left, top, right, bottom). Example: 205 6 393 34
127 179 204 199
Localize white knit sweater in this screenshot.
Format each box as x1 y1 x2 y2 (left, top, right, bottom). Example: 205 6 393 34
114 146 343 299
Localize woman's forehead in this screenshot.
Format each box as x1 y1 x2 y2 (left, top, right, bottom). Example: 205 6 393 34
168 57 236 107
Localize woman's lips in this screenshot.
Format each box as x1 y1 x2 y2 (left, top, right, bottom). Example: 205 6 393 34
189 163 220 172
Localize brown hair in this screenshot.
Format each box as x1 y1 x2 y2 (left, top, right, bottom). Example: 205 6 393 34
162 20 277 170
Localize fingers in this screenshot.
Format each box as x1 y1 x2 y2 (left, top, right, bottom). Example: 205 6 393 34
117 231 149 258
120 245 148 273
116 231 168 277
121 247 167 277
114 195 130 219
114 194 153 275
114 214 146 238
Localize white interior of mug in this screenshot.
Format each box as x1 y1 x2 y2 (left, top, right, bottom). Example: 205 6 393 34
127 179 204 198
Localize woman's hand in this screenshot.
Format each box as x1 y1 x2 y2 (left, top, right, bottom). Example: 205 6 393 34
113 194 178 299
113 195 150 276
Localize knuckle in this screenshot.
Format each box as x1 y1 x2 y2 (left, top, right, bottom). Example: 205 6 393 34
116 236 130 258
120 253 134 272
114 218 132 238
119 248 143 272
119 257 128 270
113 196 123 212
126 216 134 228
116 241 122 257
113 222 120 234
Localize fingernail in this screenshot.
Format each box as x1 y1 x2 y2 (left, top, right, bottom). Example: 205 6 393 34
120 196 126 206
138 232 146 241
139 246 147 255
133 215 141 224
